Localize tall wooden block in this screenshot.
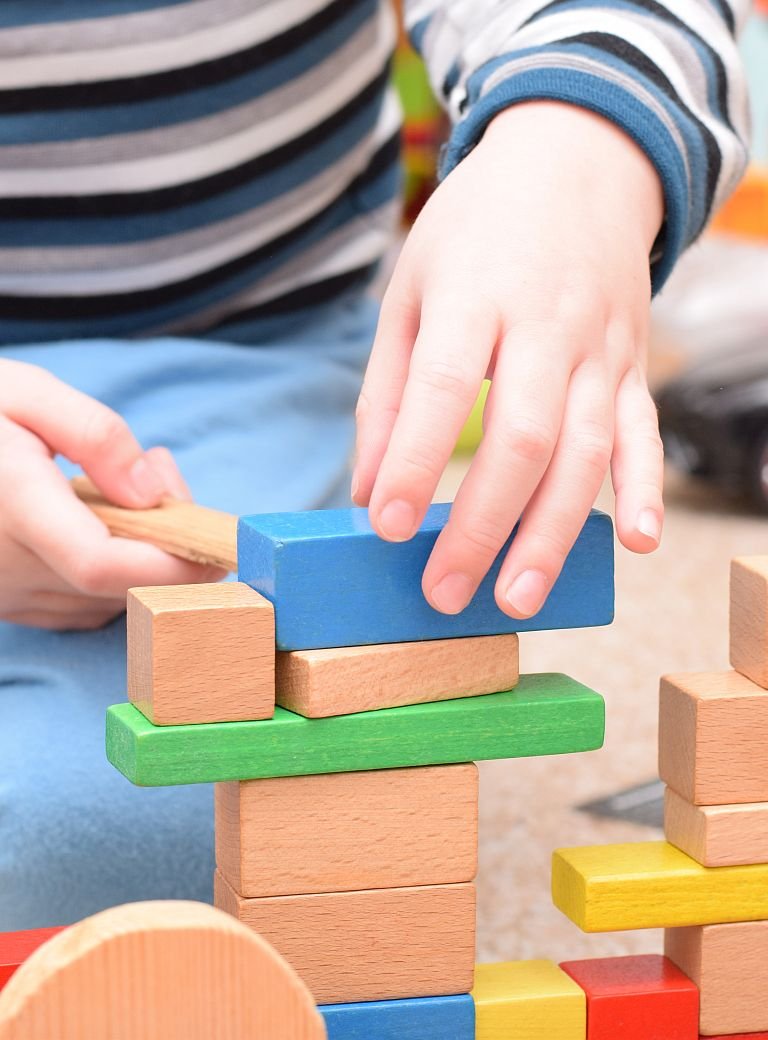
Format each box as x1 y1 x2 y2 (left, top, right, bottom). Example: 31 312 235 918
127 582 274 726
559 955 699 1040
320 994 475 1040
237 505 614 649
0 930 64 992
551 841 768 932
215 764 478 897
471 960 586 1040
658 671 768 805
665 921 768 1036
664 788 768 867
214 872 476 1004
276 634 519 718
730 557 768 688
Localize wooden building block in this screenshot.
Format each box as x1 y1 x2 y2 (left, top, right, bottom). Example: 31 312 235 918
214 872 476 1004
107 672 605 786
276 634 520 718
471 959 586 1040
320 994 475 1040
665 921 768 1036
559 955 699 1040
0 901 323 1040
215 763 478 897
0 930 64 992
701 1034 768 1038
730 557 768 688
551 841 768 932
127 582 274 726
237 505 614 649
664 787 768 867
658 671 768 805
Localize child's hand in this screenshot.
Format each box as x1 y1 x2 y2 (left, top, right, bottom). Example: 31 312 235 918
354 101 665 619
0 360 222 630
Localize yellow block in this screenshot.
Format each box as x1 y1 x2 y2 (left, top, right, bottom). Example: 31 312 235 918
552 841 768 932
472 960 586 1040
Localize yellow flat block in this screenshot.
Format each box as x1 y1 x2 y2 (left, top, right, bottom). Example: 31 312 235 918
552 841 768 932
472 960 586 1040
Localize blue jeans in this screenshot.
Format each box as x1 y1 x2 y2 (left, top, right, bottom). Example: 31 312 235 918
0 293 377 930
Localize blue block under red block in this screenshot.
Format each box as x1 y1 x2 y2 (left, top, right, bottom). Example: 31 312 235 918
319 993 475 1039
238 504 614 649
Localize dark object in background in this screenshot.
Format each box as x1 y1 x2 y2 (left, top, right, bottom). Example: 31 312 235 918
655 342 768 511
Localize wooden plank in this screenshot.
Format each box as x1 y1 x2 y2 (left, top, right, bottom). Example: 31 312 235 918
214 872 475 1005
559 955 699 1040
0 901 324 1040
72 476 238 571
658 671 768 805
0 930 64 993
730 557 768 688
664 787 768 867
106 672 605 786
237 505 614 649
471 960 586 1040
665 922 768 1036
276 634 520 718
215 764 478 897
701 1034 768 1038
127 583 275 726
319 994 475 1040
551 841 768 932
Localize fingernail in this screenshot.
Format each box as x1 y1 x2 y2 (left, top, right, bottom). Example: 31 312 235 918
505 569 549 618
378 499 417 541
129 456 165 501
430 572 475 614
636 508 661 543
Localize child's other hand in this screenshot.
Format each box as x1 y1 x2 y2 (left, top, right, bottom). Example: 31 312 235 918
354 101 665 618
0 360 223 630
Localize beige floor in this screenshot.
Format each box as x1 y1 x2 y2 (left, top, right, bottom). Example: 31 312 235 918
434 460 768 964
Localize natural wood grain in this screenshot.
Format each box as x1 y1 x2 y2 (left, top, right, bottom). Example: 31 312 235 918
215 764 478 896
665 921 768 1036
0 930 64 993
731 557 768 688
276 634 519 717
559 955 699 1040
72 475 238 571
0 901 324 1040
658 671 768 805
471 960 586 1040
214 872 476 1004
106 673 605 786
127 583 274 726
319 993 475 1040
664 787 768 867
551 841 768 932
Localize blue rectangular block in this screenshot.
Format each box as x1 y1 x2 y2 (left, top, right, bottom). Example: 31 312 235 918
237 503 614 650
320 993 475 1040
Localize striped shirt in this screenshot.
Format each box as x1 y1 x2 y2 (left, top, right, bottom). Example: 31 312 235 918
0 0 749 346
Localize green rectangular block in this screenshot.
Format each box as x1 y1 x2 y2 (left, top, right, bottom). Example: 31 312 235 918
106 673 605 786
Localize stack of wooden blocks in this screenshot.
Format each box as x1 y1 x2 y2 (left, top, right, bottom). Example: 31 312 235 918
552 554 768 1040
109 503 614 1039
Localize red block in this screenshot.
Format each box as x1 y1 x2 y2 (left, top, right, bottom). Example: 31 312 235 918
560 955 699 1040
0 927 65 990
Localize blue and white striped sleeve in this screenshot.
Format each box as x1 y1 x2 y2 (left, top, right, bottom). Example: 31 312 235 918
405 0 750 291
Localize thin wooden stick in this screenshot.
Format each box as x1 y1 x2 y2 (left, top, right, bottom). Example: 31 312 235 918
72 476 238 572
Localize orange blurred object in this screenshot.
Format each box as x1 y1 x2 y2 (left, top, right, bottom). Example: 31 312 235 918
710 165 768 240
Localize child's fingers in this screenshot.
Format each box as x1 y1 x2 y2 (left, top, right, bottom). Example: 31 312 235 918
493 362 614 618
366 299 496 541
611 365 665 552
143 446 194 502
420 332 571 614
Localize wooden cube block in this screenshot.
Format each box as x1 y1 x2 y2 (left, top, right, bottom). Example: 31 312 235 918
559 955 699 1039
731 557 768 688
215 764 478 897
320 994 475 1040
214 871 476 1004
471 960 586 1040
664 788 768 867
127 582 274 726
665 921 768 1036
658 671 768 805
276 634 519 718
0 929 64 992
